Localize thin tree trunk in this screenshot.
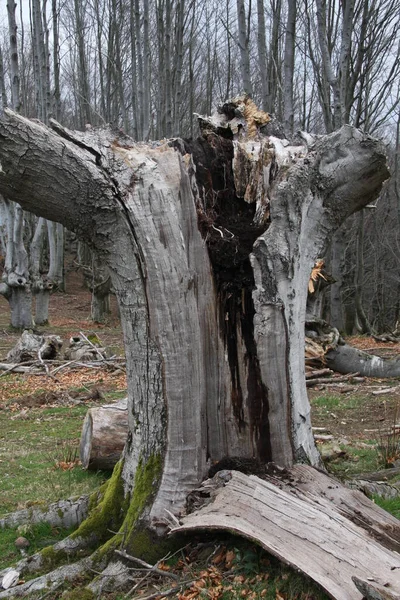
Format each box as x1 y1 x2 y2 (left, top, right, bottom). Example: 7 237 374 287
283 0 296 135
52 0 61 120
355 210 371 333
237 0 252 96
6 1 21 113
257 0 268 111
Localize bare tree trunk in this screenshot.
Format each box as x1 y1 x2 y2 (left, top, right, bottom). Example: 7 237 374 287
172 0 184 136
283 0 296 135
329 227 345 331
0 44 7 115
354 210 371 333
90 253 111 323
237 0 252 96
143 0 150 139
6 1 21 113
1 200 33 329
47 221 64 291
73 0 91 126
52 0 61 120
257 0 269 111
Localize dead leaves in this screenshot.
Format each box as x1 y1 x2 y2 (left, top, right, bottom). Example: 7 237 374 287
54 459 80 471
0 368 126 404
308 259 327 294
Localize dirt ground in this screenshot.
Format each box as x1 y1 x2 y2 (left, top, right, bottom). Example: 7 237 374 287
309 337 400 442
0 265 126 405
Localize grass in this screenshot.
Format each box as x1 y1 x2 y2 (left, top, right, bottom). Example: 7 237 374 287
0 400 111 517
373 496 400 519
0 521 77 571
326 443 381 477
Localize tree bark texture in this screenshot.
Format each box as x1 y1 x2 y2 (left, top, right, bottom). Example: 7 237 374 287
0 106 389 529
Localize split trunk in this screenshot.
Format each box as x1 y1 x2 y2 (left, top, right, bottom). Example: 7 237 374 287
0 102 390 592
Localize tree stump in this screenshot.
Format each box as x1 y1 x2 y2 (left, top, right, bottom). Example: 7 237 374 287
79 399 128 470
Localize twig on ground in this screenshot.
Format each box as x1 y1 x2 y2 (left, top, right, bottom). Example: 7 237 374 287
306 373 360 387
132 580 196 600
114 549 178 581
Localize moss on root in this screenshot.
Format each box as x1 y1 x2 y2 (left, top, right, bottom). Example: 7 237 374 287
40 546 67 571
70 460 125 543
62 589 95 600
94 453 163 563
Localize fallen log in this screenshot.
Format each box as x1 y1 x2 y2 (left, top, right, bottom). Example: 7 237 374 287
172 467 400 600
80 399 128 470
326 345 400 378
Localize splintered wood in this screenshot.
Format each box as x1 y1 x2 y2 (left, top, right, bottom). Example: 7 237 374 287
172 469 400 600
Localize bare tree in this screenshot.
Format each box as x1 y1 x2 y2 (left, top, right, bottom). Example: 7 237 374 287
237 0 252 96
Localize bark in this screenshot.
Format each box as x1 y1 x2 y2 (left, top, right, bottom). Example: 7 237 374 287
283 0 296 136
0 106 389 566
257 0 269 112
6 1 20 113
90 253 111 323
237 0 252 96
0 200 33 329
80 400 128 470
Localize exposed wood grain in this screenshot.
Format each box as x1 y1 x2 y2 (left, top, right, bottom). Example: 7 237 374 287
173 470 400 600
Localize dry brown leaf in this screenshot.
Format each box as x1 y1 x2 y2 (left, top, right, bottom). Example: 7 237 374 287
225 549 235 568
212 547 226 565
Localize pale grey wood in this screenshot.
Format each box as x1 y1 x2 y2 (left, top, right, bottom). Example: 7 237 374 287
80 401 128 470
0 109 389 529
173 470 400 600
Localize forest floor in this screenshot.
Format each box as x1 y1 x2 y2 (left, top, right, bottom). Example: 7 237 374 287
0 267 399 598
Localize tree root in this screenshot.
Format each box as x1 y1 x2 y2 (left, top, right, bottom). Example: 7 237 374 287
0 557 92 598
0 495 90 531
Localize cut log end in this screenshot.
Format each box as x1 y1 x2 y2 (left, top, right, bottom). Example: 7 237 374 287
79 401 128 470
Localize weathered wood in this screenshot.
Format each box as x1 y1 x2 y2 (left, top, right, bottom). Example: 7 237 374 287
6 331 62 363
80 400 128 470
172 469 400 600
288 465 400 552
326 344 400 377
0 495 89 531
306 373 358 386
305 368 333 379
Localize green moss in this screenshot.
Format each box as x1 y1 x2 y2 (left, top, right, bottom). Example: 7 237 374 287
62 589 95 600
127 527 184 564
94 453 163 563
57 508 64 519
71 461 125 543
40 545 66 570
122 453 162 538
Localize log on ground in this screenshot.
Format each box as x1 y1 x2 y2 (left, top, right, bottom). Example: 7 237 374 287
80 399 128 470
172 469 400 600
